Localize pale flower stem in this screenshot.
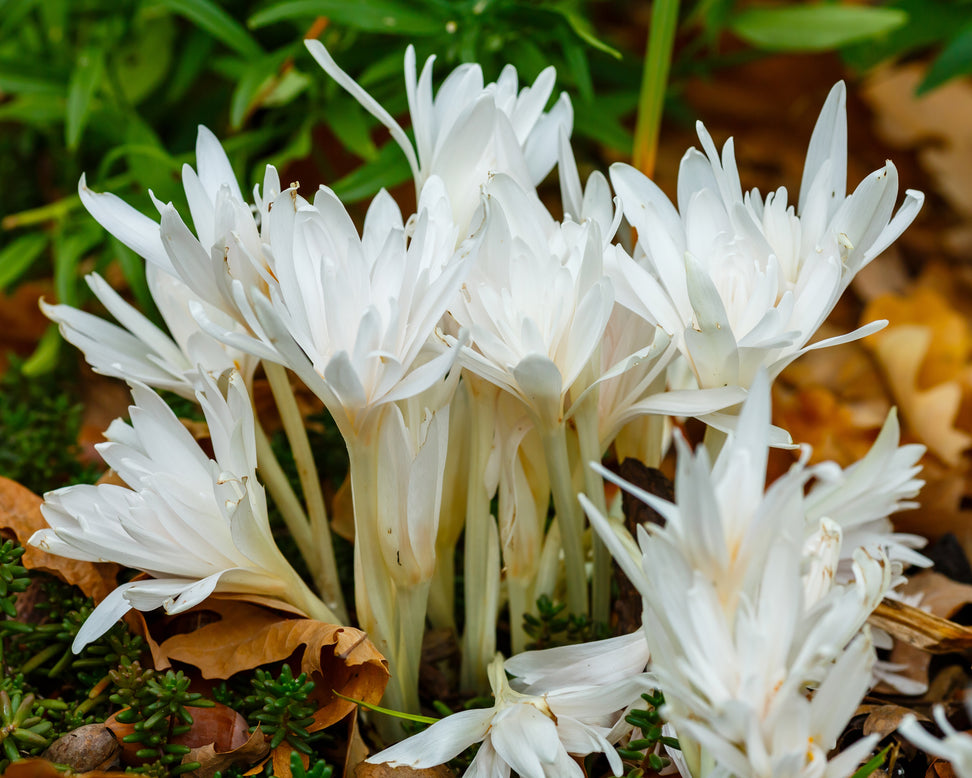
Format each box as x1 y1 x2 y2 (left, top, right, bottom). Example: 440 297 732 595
253 419 318 569
391 581 431 716
508 577 533 655
427 543 456 632
263 360 348 623
573 393 611 626
460 383 500 693
287 573 341 624
539 420 589 617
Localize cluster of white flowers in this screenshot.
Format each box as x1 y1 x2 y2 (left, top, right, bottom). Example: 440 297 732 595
34 37 941 776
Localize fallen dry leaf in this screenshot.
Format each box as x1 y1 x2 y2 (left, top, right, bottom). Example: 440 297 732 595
272 743 308 778
345 708 370 778
2 758 129 777
157 600 388 732
183 724 271 778
0 475 119 602
861 704 923 739
927 759 960 778
869 598 972 654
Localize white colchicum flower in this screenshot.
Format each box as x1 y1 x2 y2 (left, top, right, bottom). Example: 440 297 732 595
30 371 334 651
43 264 256 401
196 174 477 438
305 40 572 235
368 653 648 778
581 374 892 778
899 702 972 778
608 81 924 394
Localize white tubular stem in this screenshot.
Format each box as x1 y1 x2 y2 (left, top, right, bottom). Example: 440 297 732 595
427 544 456 632
263 360 347 623
459 383 500 694
508 576 533 656
573 389 611 626
539 420 588 617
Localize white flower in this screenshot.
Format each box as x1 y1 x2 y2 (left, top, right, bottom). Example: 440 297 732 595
29 371 332 650
305 41 572 235
581 375 890 778
367 653 647 778
447 173 615 426
43 265 256 400
195 175 477 437
608 82 923 393
805 407 928 575
900 702 972 777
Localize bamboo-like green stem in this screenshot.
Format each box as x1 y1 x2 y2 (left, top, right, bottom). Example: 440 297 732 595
389 582 431 717
573 390 611 626
538 421 588 617
263 360 347 623
632 0 681 177
460 382 500 693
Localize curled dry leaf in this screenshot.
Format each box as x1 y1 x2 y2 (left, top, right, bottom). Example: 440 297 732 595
862 287 972 467
183 724 271 778
0 475 119 602
157 599 388 731
869 598 972 654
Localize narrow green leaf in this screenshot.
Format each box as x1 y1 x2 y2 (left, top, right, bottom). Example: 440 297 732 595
153 0 263 58
330 138 414 204
0 58 63 95
249 0 445 36
849 745 891 778
108 11 175 105
66 46 105 149
22 324 61 377
730 5 908 52
0 94 65 125
557 7 623 59
330 690 438 724
0 233 49 291
327 97 380 160
919 19 972 93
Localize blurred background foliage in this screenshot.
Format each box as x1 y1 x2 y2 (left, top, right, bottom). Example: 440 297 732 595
1 0 970 375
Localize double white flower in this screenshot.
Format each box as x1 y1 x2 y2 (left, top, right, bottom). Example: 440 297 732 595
30 371 333 651
582 375 908 778
608 82 924 395
306 40 572 235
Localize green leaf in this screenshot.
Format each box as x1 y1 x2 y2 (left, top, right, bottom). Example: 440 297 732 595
555 6 623 59
0 94 65 125
249 0 445 36
0 233 49 291
849 745 891 778
330 690 438 724
66 46 105 149
919 18 972 93
330 140 412 203
327 97 380 160
153 0 263 59
730 5 908 52
53 222 103 308
22 324 61 377
0 57 63 95
108 11 175 105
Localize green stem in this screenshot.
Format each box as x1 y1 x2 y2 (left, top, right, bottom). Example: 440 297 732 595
263 361 347 623
538 421 588 617
632 0 681 177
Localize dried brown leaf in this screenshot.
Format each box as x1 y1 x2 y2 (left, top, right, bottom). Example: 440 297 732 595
42 723 121 771
869 598 972 653
345 709 370 778
0 475 119 601
183 724 270 778
862 704 922 738
157 600 388 731
2 758 129 777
